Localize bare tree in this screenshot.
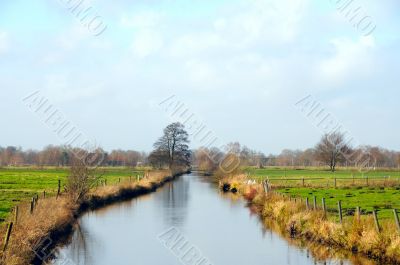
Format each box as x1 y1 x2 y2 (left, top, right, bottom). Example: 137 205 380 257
150 122 191 171
315 132 350 172
66 157 101 203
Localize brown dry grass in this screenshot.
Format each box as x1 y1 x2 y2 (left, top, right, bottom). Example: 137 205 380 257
0 170 172 265
221 176 400 264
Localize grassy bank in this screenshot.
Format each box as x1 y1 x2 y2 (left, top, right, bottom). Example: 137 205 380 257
0 169 178 265
221 176 400 264
0 167 146 222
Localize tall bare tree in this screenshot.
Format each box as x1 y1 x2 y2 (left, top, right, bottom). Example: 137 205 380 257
151 122 191 170
315 132 350 172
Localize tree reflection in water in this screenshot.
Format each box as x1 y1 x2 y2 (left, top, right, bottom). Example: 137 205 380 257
158 176 190 228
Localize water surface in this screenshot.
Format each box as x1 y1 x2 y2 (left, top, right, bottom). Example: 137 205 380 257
53 174 370 265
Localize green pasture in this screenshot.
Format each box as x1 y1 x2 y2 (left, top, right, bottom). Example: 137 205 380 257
0 167 145 222
245 167 400 180
244 167 400 220
279 186 400 220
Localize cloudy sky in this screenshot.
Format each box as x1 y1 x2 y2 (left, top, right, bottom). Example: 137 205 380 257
0 0 399 154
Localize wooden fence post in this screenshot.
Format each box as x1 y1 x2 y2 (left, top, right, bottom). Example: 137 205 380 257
393 209 400 233
313 196 317 210
356 206 361 222
264 180 270 194
352 174 355 185
57 179 61 199
306 197 310 210
30 197 35 214
43 190 46 199
338 201 343 223
322 198 326 216
334 178 337 188
3 222 13 251
302 178 305 187
366 176 369 186
14 206 19 225
373 210 381 233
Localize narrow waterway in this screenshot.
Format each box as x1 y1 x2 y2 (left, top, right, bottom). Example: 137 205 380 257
52 174 372 265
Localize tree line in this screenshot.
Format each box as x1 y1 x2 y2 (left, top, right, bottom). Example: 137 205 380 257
194 133 400 172
0 146 147 167
1 124 399 172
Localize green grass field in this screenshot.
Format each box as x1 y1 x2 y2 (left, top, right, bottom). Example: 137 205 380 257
279 186 400 219
245 167 400 220
245 167 400 179
0 167 145 222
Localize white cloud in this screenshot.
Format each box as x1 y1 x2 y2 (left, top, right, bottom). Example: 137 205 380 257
131 30 164 58
318 36 376 85
169 32 224 58
0 31 9 54
56 26 90 51
120 11 163 29
43 74 105 103
121 11 165 58
212 0 310 47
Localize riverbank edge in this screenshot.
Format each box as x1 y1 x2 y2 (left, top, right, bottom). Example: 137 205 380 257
33 170 189 265
0 170 189 265
220 177 400 265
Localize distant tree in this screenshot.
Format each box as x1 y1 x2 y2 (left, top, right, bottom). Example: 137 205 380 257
397 153 400 169
315 132 350 172
150 122 191 170
193 148 220 173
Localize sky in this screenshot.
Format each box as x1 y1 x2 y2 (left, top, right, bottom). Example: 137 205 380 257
0 0 399 154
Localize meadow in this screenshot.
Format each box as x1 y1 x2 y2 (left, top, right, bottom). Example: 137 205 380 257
245 167 400 220
245 167 400 179
0 167 145 222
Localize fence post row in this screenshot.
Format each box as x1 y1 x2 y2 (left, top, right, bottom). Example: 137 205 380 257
306 197 310 210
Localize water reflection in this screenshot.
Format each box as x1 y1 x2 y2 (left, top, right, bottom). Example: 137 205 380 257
157 177 190 228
